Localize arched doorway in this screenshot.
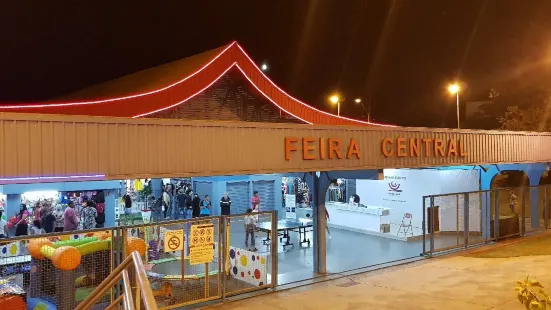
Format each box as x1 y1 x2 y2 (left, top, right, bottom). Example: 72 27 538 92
490 170 530 237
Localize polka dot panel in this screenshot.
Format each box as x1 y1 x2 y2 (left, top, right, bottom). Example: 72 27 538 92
228 246 267 287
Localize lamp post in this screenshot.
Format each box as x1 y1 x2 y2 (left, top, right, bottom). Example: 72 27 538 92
354 98 370 121
448 83 460 129
329 95 341 116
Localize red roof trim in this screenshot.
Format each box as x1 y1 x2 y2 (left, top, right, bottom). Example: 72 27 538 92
0 42 395 127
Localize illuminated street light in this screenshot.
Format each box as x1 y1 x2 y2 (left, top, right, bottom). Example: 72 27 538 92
448 84 460 95
447 83 461 129
261 63 268 71
329 95 341 116
354 98 362 104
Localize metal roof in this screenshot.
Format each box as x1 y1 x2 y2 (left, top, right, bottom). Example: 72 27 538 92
0 42 392 127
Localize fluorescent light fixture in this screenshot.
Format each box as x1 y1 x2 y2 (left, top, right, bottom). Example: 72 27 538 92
0 174 105 184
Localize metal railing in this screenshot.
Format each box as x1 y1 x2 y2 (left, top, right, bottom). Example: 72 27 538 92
76 250 157 310
423 184 551 255
0 211 278 309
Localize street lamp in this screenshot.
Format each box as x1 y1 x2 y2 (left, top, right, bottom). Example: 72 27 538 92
354 98 362 103
329 95 341 116
448 83 461 129
261 63 268 71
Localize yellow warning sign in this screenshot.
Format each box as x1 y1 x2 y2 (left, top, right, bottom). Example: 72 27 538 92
190 224 214 265
164 229 184 252
190 245 214 265
190 224 214 246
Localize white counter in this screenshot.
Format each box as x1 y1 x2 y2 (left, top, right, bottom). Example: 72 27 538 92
326 202 393 236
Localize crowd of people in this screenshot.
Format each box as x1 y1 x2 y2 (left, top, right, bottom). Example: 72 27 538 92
132 182 266 223
4 190 107 237
143 182 217 221
0 182 267 237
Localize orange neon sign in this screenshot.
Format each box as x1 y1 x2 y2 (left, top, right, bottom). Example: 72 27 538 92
284 137 360 161
381 137 468 157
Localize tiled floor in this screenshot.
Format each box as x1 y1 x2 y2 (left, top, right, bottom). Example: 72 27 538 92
203 234 551 309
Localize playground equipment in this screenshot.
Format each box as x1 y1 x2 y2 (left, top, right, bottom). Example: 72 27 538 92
151 281 173 297
21 232 148 309
27 232 113 271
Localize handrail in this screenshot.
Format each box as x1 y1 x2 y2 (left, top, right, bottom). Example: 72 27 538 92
75 251 158 310
122 269 136 310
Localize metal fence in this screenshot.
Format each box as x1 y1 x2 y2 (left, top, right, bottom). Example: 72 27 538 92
0 211 277 309
0 228 117 310
423 185 550 255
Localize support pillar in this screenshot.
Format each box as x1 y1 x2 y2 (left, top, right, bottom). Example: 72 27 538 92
526 169 545 230
105 191 117 228
151 179 163 201
315 172 331 274
6 194 21 236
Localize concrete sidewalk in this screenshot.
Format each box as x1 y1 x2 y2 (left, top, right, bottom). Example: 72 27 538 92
204 243 551 309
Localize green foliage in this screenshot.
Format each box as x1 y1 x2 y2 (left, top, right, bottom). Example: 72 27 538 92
498 105 551 132
139 183 152 200
516 276 551 309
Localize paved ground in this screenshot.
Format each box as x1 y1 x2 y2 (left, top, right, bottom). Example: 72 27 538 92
203 233 551 310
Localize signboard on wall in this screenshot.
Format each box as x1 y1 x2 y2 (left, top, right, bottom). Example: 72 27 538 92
285 194 296 219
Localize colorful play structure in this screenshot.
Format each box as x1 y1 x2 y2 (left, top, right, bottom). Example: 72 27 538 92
0 232 147 310
0 220 267 309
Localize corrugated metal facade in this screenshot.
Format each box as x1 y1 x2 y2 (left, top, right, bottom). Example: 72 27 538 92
1 113 550 180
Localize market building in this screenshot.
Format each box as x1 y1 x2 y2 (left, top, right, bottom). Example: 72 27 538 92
1 42 551 307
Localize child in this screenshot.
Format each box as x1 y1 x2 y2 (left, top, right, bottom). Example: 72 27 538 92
244 208 257 251
30 219 43 235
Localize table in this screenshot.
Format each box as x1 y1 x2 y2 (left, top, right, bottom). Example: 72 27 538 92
257 219 313 249
325 202 390 233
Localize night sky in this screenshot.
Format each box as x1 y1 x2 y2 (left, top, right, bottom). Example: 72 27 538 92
2 0 551 127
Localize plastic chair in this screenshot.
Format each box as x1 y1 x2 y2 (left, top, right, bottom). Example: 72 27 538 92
397 213 413 237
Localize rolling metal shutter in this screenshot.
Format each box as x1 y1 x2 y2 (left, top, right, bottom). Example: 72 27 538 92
193 181 213 201
253 180 276 212
226 181 250 215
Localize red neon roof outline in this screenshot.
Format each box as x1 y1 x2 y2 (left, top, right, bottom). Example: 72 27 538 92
0 41 395 127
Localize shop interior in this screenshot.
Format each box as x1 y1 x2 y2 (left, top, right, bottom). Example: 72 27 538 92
0 167 483 286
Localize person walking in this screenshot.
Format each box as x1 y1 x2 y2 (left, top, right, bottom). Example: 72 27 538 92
81 200 98 230
162 189 171 219
123 194 133 215
15 204 30 236
176 189 187 219
53 204 65 232
251 191 260 211
33 201 42 225
94 190 106 228
41 203 56 233
64 201 79 231
192 193 201 218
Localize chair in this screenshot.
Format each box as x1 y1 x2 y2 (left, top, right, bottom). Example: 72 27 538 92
397 213 413 237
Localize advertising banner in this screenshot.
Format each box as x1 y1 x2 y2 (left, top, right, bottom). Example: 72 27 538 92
285 194 297 219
